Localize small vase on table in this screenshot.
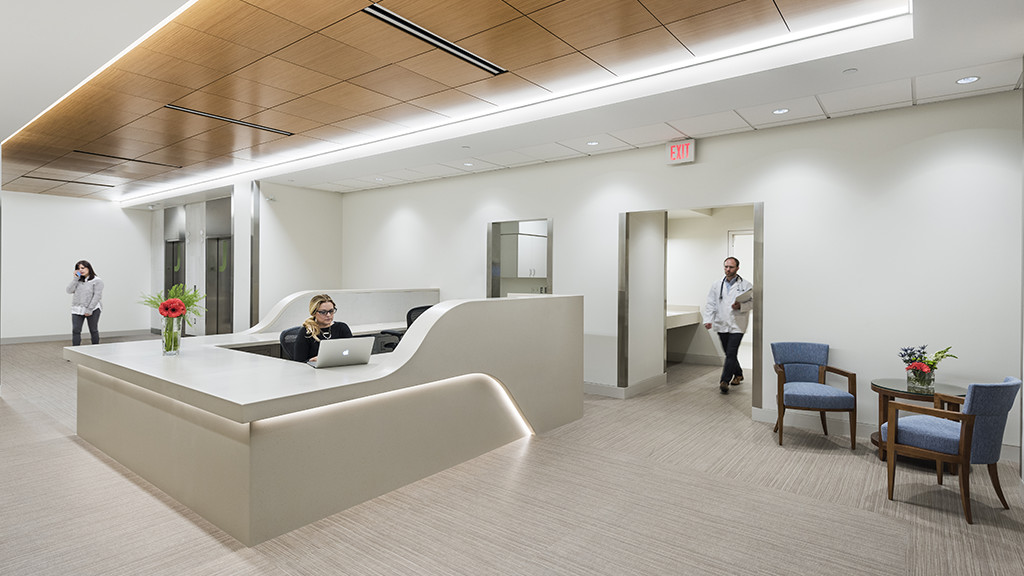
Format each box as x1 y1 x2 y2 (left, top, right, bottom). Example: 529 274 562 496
162 315 184 356
906 368 935 392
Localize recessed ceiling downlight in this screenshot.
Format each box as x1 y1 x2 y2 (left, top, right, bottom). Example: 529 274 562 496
772 108 790 115
956 76 980 84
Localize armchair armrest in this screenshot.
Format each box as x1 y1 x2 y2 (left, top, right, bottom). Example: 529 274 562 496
933 393 964 411
887 401 976 456
774 364 786 389
824 365 857 396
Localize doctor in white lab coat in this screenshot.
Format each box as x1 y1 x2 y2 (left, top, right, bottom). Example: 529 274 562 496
702 257 753 395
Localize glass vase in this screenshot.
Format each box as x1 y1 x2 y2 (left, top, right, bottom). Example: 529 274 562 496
161 315 184 356
906 368 934 392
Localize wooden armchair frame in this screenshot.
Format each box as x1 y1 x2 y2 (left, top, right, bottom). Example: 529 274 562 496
773 364 857 449
885 393 1011 524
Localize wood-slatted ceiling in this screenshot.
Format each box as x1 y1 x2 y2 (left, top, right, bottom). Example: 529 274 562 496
1 0 895 200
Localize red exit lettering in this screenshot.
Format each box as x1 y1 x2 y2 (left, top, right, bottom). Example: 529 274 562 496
670 142 690 160
666 139 695 164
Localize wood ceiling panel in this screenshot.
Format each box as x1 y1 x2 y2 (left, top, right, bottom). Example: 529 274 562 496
459 16 575 71
640 0 740 25
200 76 301 109
143 23 264 73
169 92 266 122
140 141 226 166
301 124 366 146
131 109 224 141
271 95 360 125
367 103 448 128
531 0 662 50
666 0 790 56
397 49 494 87
233 57 339 94
112 47 225 90
243 109 324 134
349 65 449 101
515 53 617 93
379 0 521 41
410 89 498 118
307 82 401 115
174 0 313 54
188 123 289 151
93 161 179 179
91 68 195 105
43 154 123 174
458 73 551 107
583 27 694 76
246 0 369 31
321 14 432 65
502 0 561 14
333 115 406 138
273 34 386 81
231 135 341 162
5 177 64 193
75 136 168 160
44 182 111 197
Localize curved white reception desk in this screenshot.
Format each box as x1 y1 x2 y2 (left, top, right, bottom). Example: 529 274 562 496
65 294 583 545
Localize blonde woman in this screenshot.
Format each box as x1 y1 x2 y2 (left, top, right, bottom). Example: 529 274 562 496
294 294 352 362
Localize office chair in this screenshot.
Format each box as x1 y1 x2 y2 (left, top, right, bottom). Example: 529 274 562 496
882 378 1021 524
380 305 432 352
279 326 303 361
771 342 857 449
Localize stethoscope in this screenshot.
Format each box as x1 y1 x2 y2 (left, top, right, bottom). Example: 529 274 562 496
719 275 743 301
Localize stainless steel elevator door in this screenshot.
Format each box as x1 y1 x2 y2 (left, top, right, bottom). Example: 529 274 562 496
205 237 233 335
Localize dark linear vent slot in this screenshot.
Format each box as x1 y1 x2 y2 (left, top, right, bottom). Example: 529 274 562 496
164 105 294 136
73 150 182 169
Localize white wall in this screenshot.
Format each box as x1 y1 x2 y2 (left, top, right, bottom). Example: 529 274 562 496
338 92 1023 446
257 182 346 316
0 191 152 341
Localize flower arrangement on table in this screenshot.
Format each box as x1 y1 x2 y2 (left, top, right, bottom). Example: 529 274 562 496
140 284 205 355
898 345 956 388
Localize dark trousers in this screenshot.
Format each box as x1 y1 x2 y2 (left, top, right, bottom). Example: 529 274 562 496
718 331 744 384
71 310 101 345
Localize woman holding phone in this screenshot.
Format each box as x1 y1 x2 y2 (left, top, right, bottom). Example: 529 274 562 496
67 260 104 345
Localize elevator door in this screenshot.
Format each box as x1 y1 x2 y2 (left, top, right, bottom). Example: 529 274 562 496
206 237 233 335
164 241 185 293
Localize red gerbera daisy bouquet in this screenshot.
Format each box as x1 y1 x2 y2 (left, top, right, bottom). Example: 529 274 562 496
141 284 205 355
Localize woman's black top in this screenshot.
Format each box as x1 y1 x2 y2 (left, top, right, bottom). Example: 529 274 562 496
293 322 353 362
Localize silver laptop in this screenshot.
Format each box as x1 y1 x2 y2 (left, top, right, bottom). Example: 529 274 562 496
307 337 374 368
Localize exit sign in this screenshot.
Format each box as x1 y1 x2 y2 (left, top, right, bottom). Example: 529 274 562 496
666 139 695 164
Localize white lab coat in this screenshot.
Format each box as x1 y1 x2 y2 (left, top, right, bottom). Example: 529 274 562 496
702 276 753 334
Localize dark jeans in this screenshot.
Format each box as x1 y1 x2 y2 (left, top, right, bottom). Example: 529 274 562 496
718 331 744 384
71 310 101 345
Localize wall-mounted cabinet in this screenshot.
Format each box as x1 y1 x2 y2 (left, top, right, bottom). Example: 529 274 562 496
488 218 552 297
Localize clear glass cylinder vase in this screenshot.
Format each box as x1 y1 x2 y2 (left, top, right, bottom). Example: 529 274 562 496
161 315 184 356
906 369 934 391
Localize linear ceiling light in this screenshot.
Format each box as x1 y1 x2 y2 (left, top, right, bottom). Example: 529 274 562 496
362 4 506 75
164 104 294 136
74 150 183 169
23 175 114 187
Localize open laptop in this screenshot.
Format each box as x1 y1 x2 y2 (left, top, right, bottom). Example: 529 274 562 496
307 336 375 368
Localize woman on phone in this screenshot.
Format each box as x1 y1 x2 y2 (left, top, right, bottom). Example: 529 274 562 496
67 260 104 345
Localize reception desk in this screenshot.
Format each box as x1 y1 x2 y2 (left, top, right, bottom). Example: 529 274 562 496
65 294 583 545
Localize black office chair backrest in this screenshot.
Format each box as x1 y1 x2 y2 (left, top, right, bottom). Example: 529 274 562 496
406 305 432 327
280 326 303 361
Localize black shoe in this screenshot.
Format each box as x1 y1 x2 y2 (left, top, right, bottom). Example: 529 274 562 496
719 382 729 394
730 375 743 386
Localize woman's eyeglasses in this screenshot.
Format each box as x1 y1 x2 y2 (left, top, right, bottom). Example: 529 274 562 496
315 308 337 316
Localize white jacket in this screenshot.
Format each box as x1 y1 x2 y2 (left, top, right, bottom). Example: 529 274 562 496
702 276 753 334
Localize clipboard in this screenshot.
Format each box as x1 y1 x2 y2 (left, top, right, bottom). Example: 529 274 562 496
734 287 753 304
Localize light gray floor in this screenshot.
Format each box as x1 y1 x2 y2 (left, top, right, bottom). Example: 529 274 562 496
2 338 1023 575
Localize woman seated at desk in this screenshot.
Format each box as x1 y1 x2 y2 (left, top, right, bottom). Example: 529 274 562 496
294 294 353 363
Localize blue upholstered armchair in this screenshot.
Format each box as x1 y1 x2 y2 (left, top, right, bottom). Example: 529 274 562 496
881 378 1021 524
771 342 857 449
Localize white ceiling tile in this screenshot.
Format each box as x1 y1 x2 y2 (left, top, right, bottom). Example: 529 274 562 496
818 79 912 116
557 134 633 155
474 150 545 167
915 59 1024 102
610 123 687 146
735 96 824 127
668 110 750 138
515 143 585 162
408 164 469 178
439 158 503 173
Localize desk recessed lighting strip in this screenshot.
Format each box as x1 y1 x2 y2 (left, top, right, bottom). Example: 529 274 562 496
362 4 506 75
164 104 294 136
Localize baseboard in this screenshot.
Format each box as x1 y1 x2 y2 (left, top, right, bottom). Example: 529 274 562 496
584 373 667 399
667 352 722 366
0 329 153 346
